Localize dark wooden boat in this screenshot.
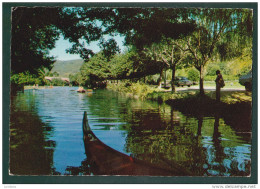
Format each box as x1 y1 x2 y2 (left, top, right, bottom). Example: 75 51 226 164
82 111 192 176
77 90 86 93
77 88 93 93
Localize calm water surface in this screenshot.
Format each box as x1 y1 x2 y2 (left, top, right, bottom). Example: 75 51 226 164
10 87 251 176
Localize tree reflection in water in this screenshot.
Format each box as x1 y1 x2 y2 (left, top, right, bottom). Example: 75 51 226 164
64 158 92 176
121 103 251 176
10 92 57 175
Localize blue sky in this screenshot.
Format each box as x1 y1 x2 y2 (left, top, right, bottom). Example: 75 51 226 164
49 35 125 61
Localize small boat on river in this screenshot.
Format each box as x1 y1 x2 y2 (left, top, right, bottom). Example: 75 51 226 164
82 111 192 176
77 87 93 93
77 87 85 93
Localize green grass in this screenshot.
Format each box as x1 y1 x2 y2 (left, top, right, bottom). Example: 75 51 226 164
107 81 251 105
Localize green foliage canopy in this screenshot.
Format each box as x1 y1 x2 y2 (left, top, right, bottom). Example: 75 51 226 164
11 7 61 74
11 7 253 90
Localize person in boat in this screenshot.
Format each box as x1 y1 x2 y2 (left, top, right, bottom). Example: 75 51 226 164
77 86 86 93
215 70 225 102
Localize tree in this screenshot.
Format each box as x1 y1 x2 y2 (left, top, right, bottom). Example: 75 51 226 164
11 7 61 75
143 36 192 92
143 43 166 88
158 38 190 92
80 52 110 85
11 7 252 92
11 7 196 87
101 8 196 87
10 71 36 86
59 8 195 73
37 68 48 85
185 8 252 95
103 8 196 49
102 8 196 89
69 73 85 86
108 51 134 80
98 38 121 61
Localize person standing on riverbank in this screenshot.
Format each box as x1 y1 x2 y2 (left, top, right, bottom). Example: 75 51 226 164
215 70 225 102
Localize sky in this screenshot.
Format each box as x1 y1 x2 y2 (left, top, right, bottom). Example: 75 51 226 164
49 34 125 61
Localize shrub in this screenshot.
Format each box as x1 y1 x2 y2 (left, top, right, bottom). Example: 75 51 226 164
51 78 68 86
206 64 221 76
187 68 200 82
107 81 156 99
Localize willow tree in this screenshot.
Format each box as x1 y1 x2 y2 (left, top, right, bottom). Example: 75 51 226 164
185 8 253 95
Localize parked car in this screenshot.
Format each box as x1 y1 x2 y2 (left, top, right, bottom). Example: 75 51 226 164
239 70 252 91
174 77 193 87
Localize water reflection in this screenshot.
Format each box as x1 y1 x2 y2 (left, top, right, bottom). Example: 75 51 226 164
10 92 57 175
119 103 251 176
9 87 251 176
64 158 92 176
200 114 251 176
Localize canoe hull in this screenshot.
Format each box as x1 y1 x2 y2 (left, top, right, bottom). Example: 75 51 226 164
82 111 191 176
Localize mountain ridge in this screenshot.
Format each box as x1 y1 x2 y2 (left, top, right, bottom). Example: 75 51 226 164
51 59 84 77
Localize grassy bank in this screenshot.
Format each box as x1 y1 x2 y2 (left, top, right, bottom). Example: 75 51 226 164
24 85 55 90
107 82 252 129
107 82 251 105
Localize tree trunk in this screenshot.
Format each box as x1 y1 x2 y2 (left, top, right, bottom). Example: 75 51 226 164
197 116 203 137
199 65 205 96
157 69 164 88
171 64 176 93
164 68 167 88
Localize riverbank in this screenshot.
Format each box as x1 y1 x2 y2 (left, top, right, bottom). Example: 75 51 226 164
24 85 54 90
107 82 252 131
107 82 252 104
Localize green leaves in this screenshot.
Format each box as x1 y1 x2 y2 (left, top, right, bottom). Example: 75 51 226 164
98 38 121 61
11 7 253 92
11 7 61 75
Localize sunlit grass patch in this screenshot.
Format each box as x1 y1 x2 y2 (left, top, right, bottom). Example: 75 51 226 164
222 92 252 104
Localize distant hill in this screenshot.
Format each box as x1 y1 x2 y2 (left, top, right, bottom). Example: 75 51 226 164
51 59 84 77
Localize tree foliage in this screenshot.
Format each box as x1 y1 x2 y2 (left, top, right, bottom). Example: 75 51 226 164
80 52 110 82
11 7 253 92
66 8 253 90
11 7 61 74
79 49 160 87
183 8 253 94
57 8 196 60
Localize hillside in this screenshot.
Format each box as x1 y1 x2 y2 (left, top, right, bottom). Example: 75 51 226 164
51 59 84 77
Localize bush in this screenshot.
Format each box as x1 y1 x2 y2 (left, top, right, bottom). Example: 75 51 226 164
51 78 68 86
206 64 221 76
188 68 199 82
146 74 160 85
107 81 156 99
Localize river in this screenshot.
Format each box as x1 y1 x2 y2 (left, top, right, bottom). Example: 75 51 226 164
9 86 251 176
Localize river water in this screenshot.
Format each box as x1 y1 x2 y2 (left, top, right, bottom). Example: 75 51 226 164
9 87 251 176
